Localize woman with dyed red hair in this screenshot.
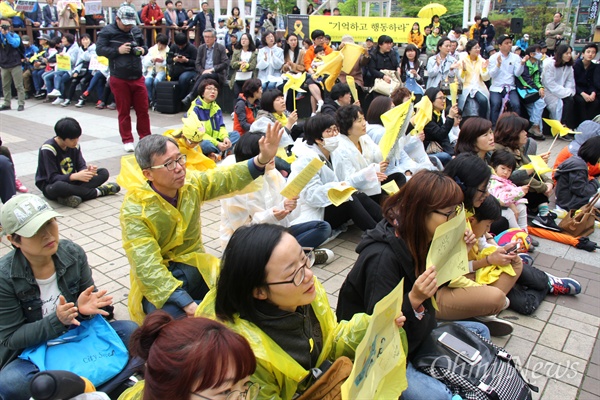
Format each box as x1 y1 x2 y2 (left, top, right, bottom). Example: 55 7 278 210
119 311 258 400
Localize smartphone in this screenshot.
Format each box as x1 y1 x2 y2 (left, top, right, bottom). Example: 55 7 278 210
438 332 481 363
505 242 520 254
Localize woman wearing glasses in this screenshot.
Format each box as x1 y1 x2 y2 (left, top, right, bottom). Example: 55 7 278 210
336 171 490 400
197 224 405 399
119 311 259 400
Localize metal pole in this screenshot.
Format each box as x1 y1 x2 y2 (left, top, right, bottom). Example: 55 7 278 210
570 0 579 47
463 0 470 29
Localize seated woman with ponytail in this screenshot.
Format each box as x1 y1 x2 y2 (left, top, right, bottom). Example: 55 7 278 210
119 311 258 400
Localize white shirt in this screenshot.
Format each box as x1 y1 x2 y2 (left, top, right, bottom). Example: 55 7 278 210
488 51 524 92
36 272 61 318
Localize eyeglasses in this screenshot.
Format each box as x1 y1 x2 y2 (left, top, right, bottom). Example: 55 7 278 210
191 382 260 400
204 86 219 92
149 154 187 171
265 248 315 287
433 204 464 221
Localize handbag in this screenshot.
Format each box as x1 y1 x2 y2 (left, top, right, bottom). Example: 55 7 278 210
439 75 463 96
19 315 129 387
426 141 444 155
558 192 600 237
296 356 353 400
516 87 540 104
412 323 538 400
371 69 402 96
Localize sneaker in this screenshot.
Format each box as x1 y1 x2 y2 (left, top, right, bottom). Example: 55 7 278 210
474 315 514 336
17 105 24 111
107 102 117 110
75 99 85 108
527 124 545 140
82 90 89 98
529 237 539 247
558 134 574 142
546 273 581 295
502 297 510 310
316 99 324 113
47 89 61 97
57 195 83 208
123 142 135 152
96 101 106 109
51 97 63 105
98 182 121 196
61 99 71 107
532 214 562 232
518 253 534 268
15 178 28 193
313 248 334 265
34 91 46 99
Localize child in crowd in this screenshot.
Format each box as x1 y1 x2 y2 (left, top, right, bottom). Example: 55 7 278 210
488 150 529 231
311 45 326 83
35 117 120 208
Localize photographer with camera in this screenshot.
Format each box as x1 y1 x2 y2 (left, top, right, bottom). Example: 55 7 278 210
0 18 25 111
96 6 151 153
166 32 198 103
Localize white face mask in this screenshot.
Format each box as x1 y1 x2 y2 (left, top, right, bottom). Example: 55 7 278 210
322 135 340 152
534 52 543 60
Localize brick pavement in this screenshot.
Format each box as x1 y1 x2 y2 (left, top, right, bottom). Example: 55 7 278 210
0 101 599 399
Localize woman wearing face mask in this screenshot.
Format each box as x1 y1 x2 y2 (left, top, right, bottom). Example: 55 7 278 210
457 39 490 119
516 45 547 140
288 113 383 231
426 36 460 89
541 44 576 129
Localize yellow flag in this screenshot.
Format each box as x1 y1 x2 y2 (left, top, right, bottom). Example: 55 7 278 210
542 118 580 137
283 72 307 93
380 100 412 159
345 75 359 103
410 95 433 135
449 81 459 106
340 42 364 73
314 51 343 79
528 155 553 176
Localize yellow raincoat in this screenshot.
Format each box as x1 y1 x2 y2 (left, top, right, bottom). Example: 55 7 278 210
196 279 371 400
118 381 144 400
473 245 517 285
119 160 256 324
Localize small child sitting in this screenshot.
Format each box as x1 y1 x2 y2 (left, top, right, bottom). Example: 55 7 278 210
311 45 326 83
488 150 529 232
35 117 120 208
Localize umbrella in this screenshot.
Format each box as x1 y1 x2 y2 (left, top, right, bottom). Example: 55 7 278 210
418 3 447 19
528 227 598 252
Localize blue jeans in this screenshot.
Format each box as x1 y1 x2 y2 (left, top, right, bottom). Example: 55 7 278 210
400 321 490 400
32 69 45 92
43 70 69 94
524 98 545 128
262 81 278 91
178 70 196 99
430 151 452 166
288 221 332 248
145 71 166 102
86 72 106 100
0 320 139 400
490 89 521 127
200 131 241 156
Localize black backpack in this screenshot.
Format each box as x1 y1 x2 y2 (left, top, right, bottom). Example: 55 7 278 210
412 323 538 400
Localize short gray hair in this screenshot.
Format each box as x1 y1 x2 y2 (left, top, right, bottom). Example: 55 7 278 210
135 135 178 169
203 28 216 37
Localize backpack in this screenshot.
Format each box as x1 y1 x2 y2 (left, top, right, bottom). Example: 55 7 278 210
412 323 538 400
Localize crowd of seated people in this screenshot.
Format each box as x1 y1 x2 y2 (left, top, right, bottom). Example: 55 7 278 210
1 15 597 399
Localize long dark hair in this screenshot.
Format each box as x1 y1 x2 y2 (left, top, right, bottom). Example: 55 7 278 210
284 33 300 64
383 170 463 275
235 32 256 51
554 44 574 68
444 153 491 211
400 43 421 73
215 224 288 322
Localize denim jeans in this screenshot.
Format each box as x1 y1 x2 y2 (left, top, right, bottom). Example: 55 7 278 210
400 321 490 400
43 70 69 94
32 69 46 92
177 70 196 100
490 89 521 127
288 221 332 248
0 320 139 400
430 151 452 166
145 71 166 102
86 72 106 100
200 131 241 156
262 81 279 91
524 98 545 128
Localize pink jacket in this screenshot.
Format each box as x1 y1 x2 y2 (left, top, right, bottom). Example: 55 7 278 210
488 175 527 206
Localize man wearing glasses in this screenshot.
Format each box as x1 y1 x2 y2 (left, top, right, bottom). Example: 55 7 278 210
120 123 282 323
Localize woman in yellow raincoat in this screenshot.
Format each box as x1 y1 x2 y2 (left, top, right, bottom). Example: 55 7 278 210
163 113 217 172
196 224 405 399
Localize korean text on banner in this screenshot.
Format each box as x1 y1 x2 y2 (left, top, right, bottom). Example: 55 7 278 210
308 16 430 43
56 54 72 72
342 279 408 399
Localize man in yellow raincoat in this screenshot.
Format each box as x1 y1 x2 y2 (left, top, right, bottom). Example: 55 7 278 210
120 122 282 324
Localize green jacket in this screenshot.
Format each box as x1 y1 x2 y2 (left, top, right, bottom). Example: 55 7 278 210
518 60 543 90
426 34 441 53
0 240 93 368
186 97 230 146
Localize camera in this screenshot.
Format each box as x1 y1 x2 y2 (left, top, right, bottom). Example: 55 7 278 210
1 24 10 30
128 41 143 57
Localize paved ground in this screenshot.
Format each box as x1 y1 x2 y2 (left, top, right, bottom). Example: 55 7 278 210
0 99 599 399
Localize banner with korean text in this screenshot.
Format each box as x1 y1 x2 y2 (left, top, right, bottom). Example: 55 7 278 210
308 16 430 43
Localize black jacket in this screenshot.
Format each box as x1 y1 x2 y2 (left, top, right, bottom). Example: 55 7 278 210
320 98 339 117
574 58 598 96
555 156 600 211
423 112 455 154
368 49 399 80
167 42 197 80
336 220 437 359
0 32 23 69
96 22 147 80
